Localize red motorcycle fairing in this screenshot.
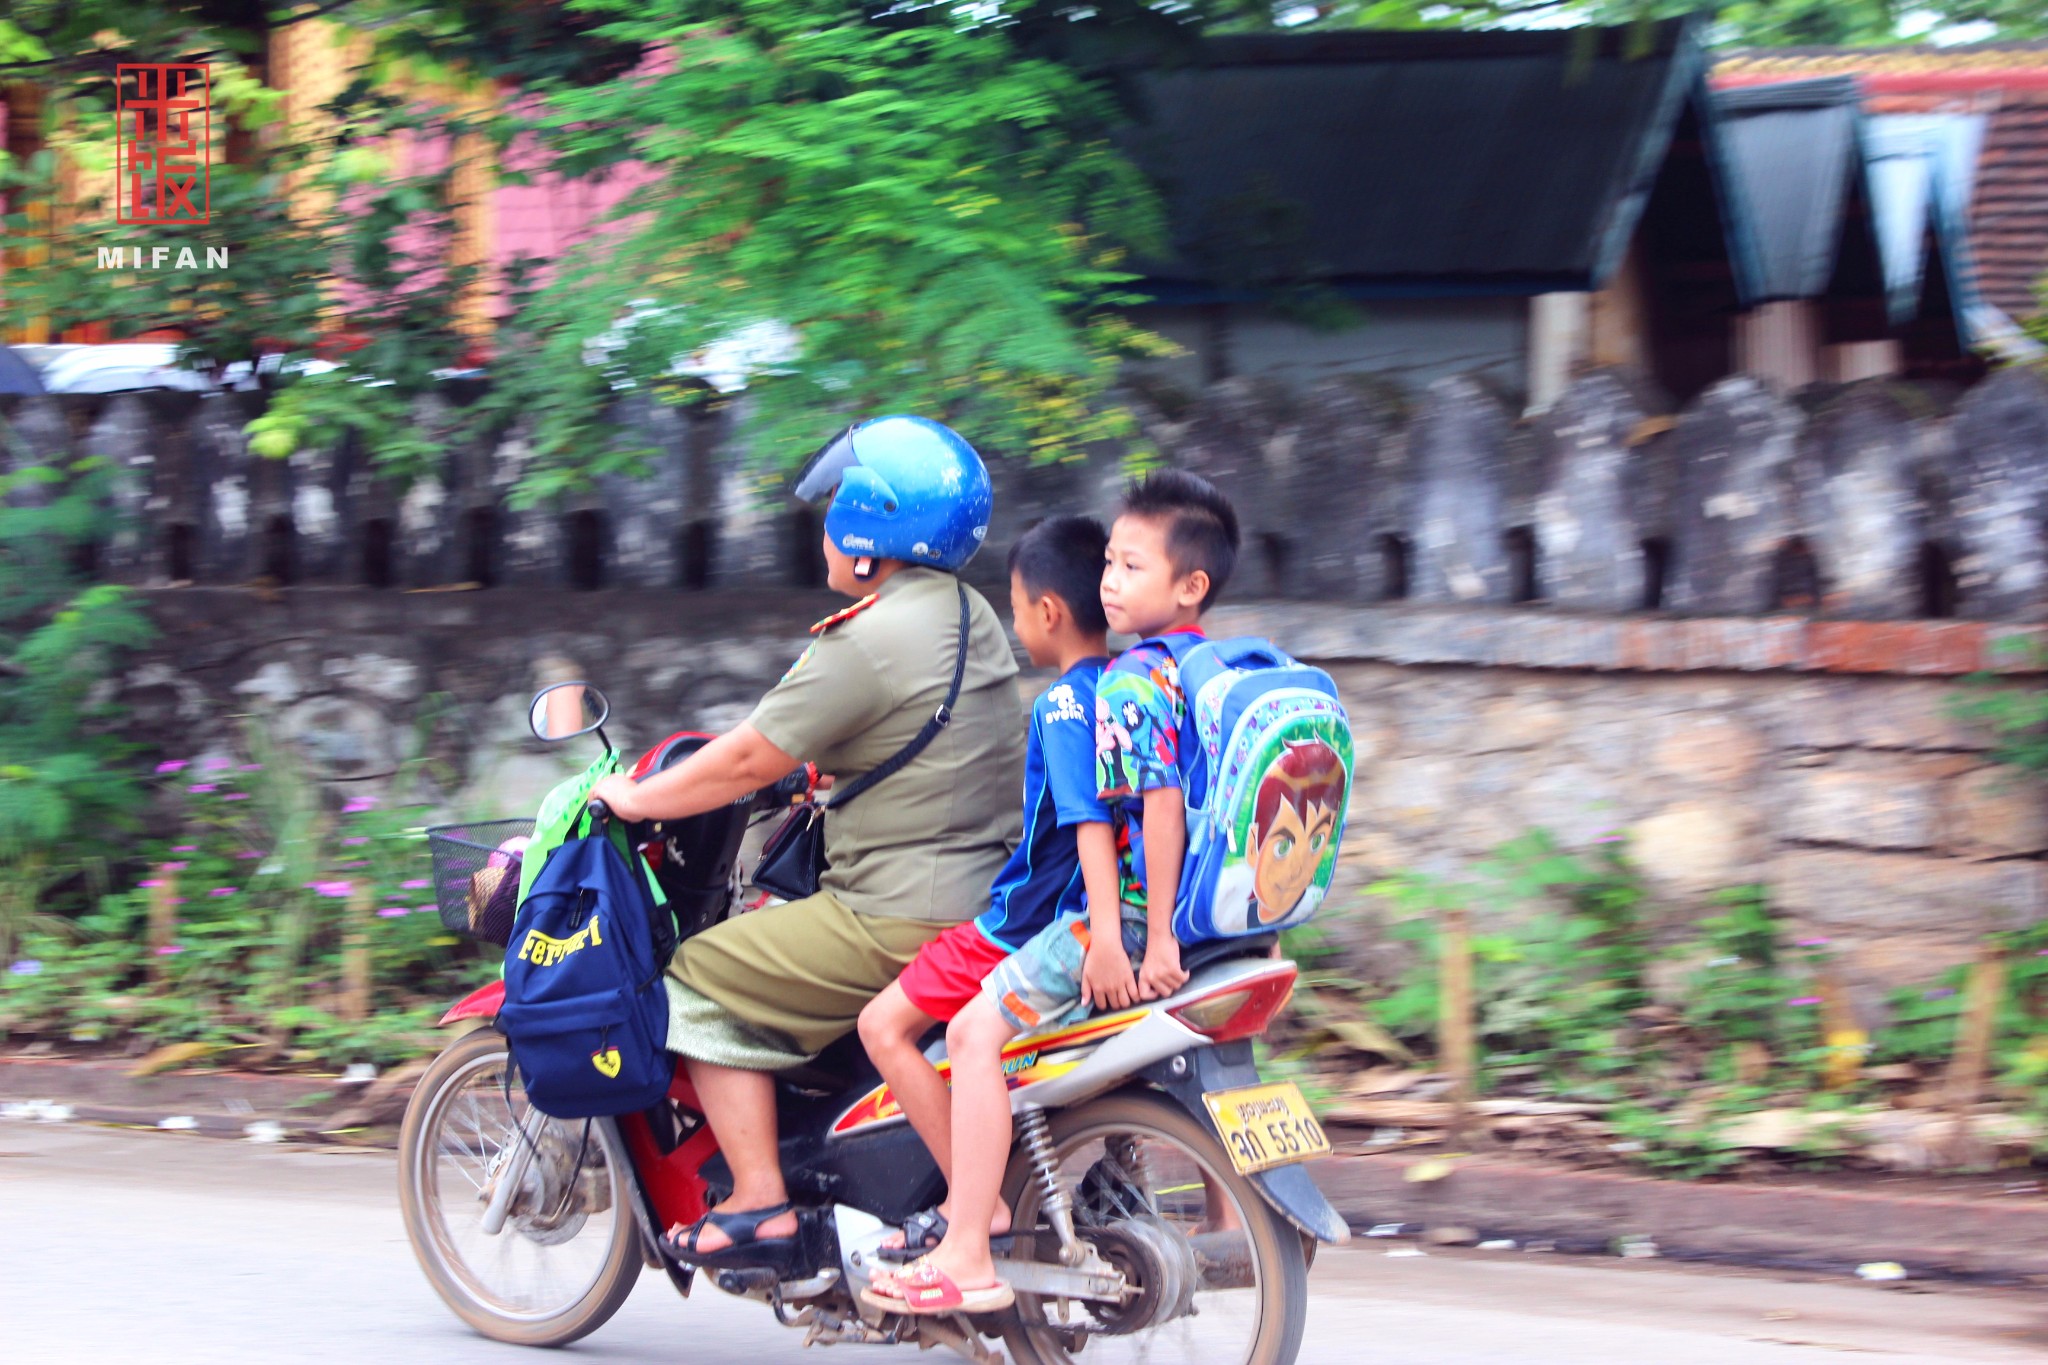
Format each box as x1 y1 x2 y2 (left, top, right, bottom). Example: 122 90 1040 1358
438 984 718 1235
620 1069 719 1233
440 980 505 1025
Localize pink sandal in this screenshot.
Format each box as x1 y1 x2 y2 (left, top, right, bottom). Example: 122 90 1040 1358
860 1258 1014 1316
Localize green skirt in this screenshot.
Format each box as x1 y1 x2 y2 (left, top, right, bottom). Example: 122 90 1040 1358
666 890 946 1066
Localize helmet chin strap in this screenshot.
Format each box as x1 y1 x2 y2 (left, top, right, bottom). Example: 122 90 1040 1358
853 555 875 581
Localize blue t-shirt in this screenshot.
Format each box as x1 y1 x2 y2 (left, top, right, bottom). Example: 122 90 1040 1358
974 658 1113 950
1094 630 1206 913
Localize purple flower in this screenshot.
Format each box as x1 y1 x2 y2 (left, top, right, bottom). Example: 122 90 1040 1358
239 763 262 772
187 784 216 794
9 959 42 976
172 845 197 853
312 880 353 898
377 907 409 919
238 851 263 860
155 944 183 957
161 862 188 872
341 836 369 847
1796 937 1831 947
337 860 367 869
401 878 431 890
223 793 249 802
1924 987 1958 1001
209 887 236 898
1788 996 1823 1007
155 760 188 774
417 904 436 914
342 796 378 814
204 756 233 771
138 879 164 889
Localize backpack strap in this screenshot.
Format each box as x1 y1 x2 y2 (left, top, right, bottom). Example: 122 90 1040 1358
826 580 971 812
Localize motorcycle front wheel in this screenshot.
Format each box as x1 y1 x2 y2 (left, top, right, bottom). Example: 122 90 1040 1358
397 1026 641 1347
998 1090 1310 1365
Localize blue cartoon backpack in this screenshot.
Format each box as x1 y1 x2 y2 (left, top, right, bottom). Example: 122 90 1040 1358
1174 638 1353 942
497 816 676 1118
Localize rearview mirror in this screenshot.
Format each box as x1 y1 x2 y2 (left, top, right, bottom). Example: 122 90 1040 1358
529 682 610 742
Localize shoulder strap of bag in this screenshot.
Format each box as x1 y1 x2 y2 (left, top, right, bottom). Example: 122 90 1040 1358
827 580 970 812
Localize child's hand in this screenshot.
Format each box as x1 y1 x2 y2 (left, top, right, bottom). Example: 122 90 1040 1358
1137 941 1188 1000
1080 938 1139 1012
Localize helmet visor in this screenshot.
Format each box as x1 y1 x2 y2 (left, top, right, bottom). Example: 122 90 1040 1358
792 424 861 506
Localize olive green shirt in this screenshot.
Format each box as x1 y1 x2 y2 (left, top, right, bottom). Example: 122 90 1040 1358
747 567 1024 924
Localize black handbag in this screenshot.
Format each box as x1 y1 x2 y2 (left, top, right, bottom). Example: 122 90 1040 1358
750 582 971 902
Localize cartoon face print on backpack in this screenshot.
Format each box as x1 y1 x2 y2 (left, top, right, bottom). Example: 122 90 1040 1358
1245 740 1346 925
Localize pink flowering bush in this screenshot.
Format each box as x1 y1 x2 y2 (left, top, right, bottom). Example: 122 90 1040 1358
0 741 494 1066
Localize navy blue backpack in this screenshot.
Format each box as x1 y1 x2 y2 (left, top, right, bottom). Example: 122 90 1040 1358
497 823 676 1118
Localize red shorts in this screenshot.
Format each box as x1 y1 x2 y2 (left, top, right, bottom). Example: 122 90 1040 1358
897 920 1013 1022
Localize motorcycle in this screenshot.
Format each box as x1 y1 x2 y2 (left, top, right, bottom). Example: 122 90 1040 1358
399 683 1347 1365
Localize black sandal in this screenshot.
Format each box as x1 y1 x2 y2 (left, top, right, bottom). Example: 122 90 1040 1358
660 1202 800 1272
876 1208 948 1264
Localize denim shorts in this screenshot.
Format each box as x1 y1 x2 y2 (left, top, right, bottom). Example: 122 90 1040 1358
984 909 1148 1033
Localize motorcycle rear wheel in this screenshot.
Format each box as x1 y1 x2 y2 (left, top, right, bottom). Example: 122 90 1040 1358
397 1026 641 1347
998 1090 1309 1365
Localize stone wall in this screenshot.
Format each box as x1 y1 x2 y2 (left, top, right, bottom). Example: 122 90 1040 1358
103 586 2048 1026
1203 603 2046 1021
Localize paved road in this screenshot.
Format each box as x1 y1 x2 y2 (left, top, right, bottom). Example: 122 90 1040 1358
3 1121 2044 1364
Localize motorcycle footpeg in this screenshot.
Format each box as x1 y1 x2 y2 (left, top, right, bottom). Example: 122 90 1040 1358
713 1266 783 1297
873 1230 1023 1265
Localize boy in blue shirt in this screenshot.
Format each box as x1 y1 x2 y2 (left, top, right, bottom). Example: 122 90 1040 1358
856 515 1118 1305
864 471 1242 1316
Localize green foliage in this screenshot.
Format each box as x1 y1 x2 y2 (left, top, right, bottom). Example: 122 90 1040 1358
1955 640 2048 776
0 457 154 963
486 0 1179 473
1366 830 1655 1096
0 739 495 1069
1607 1101 1745 1180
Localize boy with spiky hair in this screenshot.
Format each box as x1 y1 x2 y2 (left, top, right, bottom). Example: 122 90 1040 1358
866 470 1241 1316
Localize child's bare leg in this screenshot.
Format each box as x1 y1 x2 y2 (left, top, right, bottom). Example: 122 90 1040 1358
858 983 952 1184
917 994 1020 1288
856 983 1010 1247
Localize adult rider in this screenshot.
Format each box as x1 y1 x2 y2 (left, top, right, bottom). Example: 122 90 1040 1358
588 416 1026 1267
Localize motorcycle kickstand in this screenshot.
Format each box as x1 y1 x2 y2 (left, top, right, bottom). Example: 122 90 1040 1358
912 1313 1005 1365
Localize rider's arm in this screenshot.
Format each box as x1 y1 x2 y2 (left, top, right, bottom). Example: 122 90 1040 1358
590 723 800 823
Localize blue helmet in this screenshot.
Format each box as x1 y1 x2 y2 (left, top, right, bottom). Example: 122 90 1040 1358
793 416 992 572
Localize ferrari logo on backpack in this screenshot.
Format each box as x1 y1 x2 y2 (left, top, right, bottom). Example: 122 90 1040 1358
515 913 603 968
591 1046 623 1079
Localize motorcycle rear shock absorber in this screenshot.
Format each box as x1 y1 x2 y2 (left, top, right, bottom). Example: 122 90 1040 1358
1018 1104 1085 1266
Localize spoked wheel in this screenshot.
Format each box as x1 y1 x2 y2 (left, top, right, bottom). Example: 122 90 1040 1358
998 1091 1308 1365
397 1027 641 1346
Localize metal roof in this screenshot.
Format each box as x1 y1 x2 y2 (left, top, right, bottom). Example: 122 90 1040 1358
1122 17 1761 301
1714 77 1867 302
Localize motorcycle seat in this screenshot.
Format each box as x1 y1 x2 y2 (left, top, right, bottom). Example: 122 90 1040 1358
1179 932 1279 974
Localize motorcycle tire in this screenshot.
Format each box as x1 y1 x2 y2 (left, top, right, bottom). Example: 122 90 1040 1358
997 1090 1310 1365
397 1026 642 1347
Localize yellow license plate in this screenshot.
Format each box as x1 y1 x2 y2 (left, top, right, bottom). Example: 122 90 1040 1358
1202 1081 1331 1175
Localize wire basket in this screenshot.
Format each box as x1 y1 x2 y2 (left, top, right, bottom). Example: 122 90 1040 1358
425 819 535 947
